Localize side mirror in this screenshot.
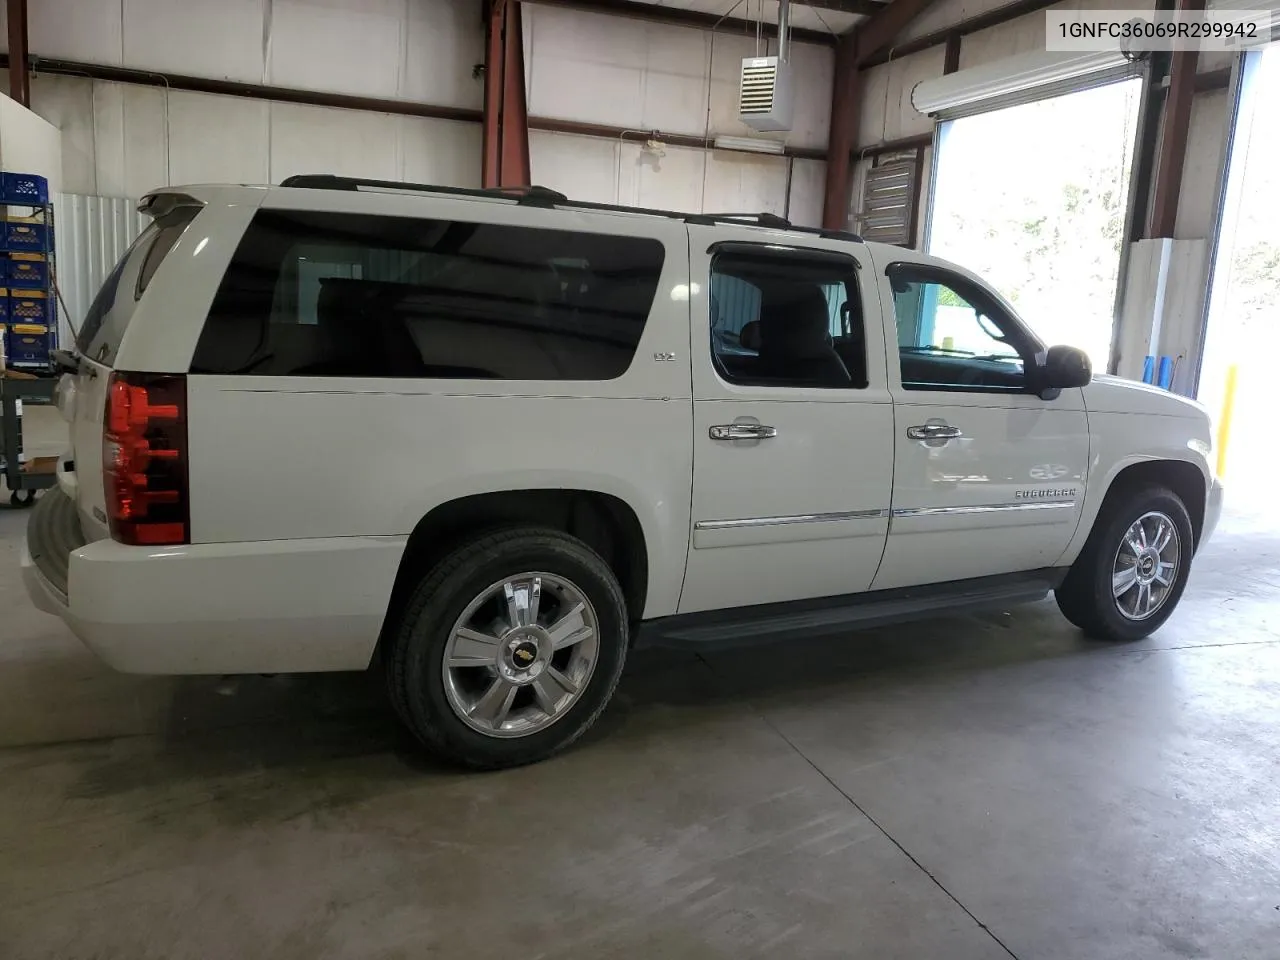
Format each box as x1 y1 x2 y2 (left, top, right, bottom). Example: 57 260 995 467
1033 345 1092 398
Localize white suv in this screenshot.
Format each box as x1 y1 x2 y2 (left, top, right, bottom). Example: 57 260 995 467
22 175 1223 768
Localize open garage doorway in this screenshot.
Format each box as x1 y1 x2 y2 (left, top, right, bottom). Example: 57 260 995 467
1198 46 1279 514
926 79 1143 372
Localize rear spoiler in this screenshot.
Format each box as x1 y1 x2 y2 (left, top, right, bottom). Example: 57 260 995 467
137 191 204 219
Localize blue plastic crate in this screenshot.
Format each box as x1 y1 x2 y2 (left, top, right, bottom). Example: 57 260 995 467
3 222 50 252
8 292 52 325
5 323 54 367
0 291 7 322
6 257 48 288
1 172 49 206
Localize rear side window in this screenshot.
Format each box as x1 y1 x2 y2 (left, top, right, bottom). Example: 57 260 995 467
191 211 667 380
76 205 199 364
710 244 866 389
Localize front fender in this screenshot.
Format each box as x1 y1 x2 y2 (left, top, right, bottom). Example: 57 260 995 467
1058 409 1213 565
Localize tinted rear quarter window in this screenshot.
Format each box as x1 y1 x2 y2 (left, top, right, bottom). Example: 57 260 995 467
192 211 667 380
77 206 200 364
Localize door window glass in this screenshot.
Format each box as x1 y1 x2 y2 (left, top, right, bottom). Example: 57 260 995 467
710 246 866 389
889 267 1029 392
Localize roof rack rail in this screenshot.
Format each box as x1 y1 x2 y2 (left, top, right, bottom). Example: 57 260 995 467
686 212 792 229
279 174 568 208
277 174 864 241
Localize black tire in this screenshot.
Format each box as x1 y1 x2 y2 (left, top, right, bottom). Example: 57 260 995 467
385 527 628 769
1055 485 1194 642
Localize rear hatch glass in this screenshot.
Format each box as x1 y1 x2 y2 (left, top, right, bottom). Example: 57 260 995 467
69 202 200 541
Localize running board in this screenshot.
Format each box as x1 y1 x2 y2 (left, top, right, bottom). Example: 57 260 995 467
635 568 1068 650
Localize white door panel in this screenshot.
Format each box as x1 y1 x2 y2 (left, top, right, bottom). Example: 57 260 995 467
870 251 1091 592
875 394 1088 590
680 224 894 615
685 395 893 611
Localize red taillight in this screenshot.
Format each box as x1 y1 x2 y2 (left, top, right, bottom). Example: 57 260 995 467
103 372 189 546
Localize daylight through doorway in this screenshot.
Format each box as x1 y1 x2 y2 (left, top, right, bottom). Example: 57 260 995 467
926 79 1143 373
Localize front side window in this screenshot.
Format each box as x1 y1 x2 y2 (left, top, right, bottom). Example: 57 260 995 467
889 265 1034 392
710 245 867 389
192 212 666 380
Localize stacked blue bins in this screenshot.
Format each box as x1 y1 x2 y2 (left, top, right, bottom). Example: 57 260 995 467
0 172 55 371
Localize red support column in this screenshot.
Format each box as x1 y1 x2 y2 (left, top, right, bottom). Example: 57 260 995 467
481 0 531 189
499 0 531 188
1148 0 1204 238
7 0 30 107
821 34 859 230
481 0 506 188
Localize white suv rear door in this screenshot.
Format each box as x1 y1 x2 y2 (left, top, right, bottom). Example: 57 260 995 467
679 224 893 614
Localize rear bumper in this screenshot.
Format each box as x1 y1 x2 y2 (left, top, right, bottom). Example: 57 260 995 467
22 490 406 675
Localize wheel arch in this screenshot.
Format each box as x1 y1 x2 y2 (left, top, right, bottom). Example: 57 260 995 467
1073 457 1208 560
379 489 651 648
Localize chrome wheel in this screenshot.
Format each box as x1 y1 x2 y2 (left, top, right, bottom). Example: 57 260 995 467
1112 511 1180 621
442 572 600 738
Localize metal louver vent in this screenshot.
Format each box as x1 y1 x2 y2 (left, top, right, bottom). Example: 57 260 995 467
854 150 923 247
738 56 792 131
740 61 777 115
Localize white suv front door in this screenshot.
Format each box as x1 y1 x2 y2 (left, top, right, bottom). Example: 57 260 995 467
679 225 894 614
870 254 1090 591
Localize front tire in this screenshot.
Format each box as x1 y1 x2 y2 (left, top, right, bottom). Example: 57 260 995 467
1056 486 1194 642
386 528 628 769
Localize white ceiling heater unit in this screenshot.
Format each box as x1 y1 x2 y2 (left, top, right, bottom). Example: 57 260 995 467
738 0 794 132
739 56 793 132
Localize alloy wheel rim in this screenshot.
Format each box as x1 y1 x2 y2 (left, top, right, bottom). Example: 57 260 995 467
1112 511 1180 621
442 572 600 738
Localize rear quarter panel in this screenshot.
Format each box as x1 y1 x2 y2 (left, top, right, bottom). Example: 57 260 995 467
184 195 694 619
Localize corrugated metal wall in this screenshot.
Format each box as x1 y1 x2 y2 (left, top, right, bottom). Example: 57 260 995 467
53 194 148 347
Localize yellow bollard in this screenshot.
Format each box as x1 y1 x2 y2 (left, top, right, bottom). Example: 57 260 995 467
1216 364 1238 478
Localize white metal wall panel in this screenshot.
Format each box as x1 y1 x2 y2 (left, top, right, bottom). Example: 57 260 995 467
267 0 403 98
528 131 623 205
121 85 170 200
123 0 267 82
166 91 271 186
28 75 97 195
52 194 148 348
400 118 483 189
10 0 484 110
524 4 833 149
23 0 126 65
858 46 946 145
1175 90 1231 239
267 102 402 183
404 0 485 109
787 159 825 228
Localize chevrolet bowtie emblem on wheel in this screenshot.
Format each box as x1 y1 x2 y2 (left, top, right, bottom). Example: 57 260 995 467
513 645 536 663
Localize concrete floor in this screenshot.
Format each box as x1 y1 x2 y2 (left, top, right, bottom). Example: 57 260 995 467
2 444 1279 957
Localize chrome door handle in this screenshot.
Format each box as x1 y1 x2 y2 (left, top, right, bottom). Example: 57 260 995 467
709 423 777 441
906 424 962 441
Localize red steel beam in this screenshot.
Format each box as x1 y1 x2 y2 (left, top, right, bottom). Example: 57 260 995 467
483 0 532 189
822 34 860 229
1148 0 1205 237
6 0 30 107
499 0 531 187
482 0 506 188
854 0 942 65
824 0 940 229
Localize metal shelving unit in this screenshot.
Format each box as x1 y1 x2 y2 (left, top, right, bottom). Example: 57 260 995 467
1 171 57 375
0 375 57 506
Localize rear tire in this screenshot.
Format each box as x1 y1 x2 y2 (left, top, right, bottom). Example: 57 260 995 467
385 528 628 769
1055 486 1193 642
